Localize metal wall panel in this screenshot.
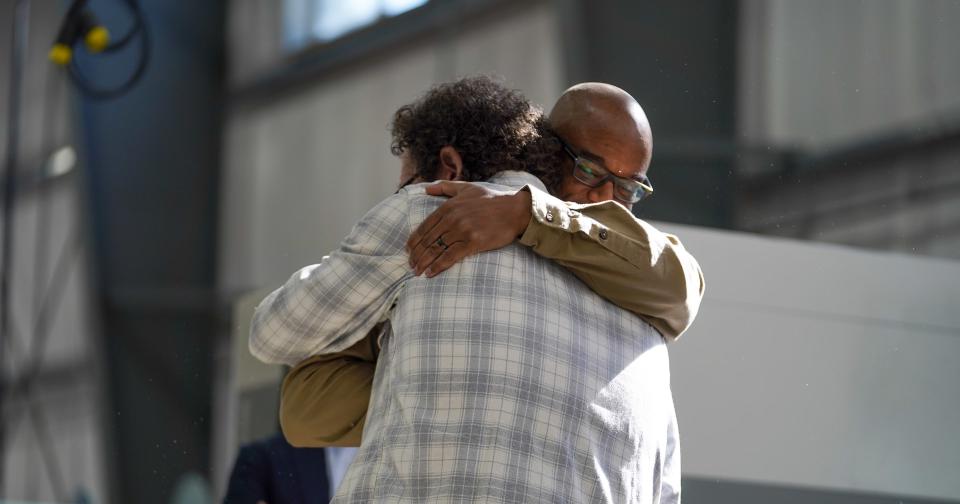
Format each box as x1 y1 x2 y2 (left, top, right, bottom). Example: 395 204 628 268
664 221 960 501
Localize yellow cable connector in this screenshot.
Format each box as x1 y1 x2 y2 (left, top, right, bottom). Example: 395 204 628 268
84 26 110 53
49 43 73 65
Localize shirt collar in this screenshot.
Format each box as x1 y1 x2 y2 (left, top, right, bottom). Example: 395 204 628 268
487 171 547 191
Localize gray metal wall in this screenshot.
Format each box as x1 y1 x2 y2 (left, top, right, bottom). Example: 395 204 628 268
665 222 960 502
570 0 740 229
738 0 960 148
736 0 960 260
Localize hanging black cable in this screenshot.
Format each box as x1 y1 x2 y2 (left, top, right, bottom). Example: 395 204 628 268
99 0 144 52
65 0 150 101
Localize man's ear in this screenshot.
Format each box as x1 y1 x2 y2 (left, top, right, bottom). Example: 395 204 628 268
437 146 464 181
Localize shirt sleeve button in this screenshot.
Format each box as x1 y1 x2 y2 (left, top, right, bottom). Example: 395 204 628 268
598 228 608 240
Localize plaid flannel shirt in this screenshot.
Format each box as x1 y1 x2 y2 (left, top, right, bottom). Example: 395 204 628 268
250 171 681 503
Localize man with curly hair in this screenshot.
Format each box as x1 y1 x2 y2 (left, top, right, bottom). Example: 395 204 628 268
250 76 699 502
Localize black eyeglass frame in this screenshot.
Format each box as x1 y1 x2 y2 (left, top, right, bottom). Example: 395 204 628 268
557 137 653 204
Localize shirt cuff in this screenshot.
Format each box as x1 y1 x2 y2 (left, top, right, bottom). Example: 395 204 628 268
519 184 574 237
518 184 612 243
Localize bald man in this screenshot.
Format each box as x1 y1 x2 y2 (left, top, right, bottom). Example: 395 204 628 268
407 82 692 334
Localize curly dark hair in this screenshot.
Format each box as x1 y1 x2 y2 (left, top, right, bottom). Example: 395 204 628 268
522 116 568 194
391 76 565 191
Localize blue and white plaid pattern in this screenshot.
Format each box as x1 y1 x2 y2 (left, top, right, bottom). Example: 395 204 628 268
251 172 681 503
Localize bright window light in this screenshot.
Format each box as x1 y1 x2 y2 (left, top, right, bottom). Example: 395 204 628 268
381 0 429 16
282 0 313 48
314 0 379 41
283 0 429 49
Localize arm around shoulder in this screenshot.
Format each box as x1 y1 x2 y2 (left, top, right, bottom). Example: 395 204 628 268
518 185 705 340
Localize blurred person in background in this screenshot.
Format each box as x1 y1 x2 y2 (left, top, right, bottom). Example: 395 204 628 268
223 432 330 504
250 76 701 502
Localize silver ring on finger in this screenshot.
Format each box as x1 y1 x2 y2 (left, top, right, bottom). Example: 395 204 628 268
435 236 449 250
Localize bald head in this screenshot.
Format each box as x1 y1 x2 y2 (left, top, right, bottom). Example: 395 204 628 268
546 83 653 207
549 83 652 172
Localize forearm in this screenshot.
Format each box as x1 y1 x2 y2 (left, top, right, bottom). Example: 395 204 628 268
280 332 379 447
406 180 704 338
519 185 704 339
531 230 701 339
249 264 361 366
249 194 413 366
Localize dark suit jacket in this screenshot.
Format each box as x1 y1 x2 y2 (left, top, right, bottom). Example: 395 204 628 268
223 433 330 504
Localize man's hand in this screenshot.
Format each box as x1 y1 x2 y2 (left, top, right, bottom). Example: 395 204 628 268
406 181 533 277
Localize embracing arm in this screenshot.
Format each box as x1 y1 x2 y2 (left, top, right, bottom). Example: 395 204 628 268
280 330 378 448
407 181 704 340
254 194 412 448
249 194 412 366
519 185 704 339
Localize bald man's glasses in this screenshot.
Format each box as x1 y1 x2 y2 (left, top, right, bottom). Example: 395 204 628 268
558 137 653 204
